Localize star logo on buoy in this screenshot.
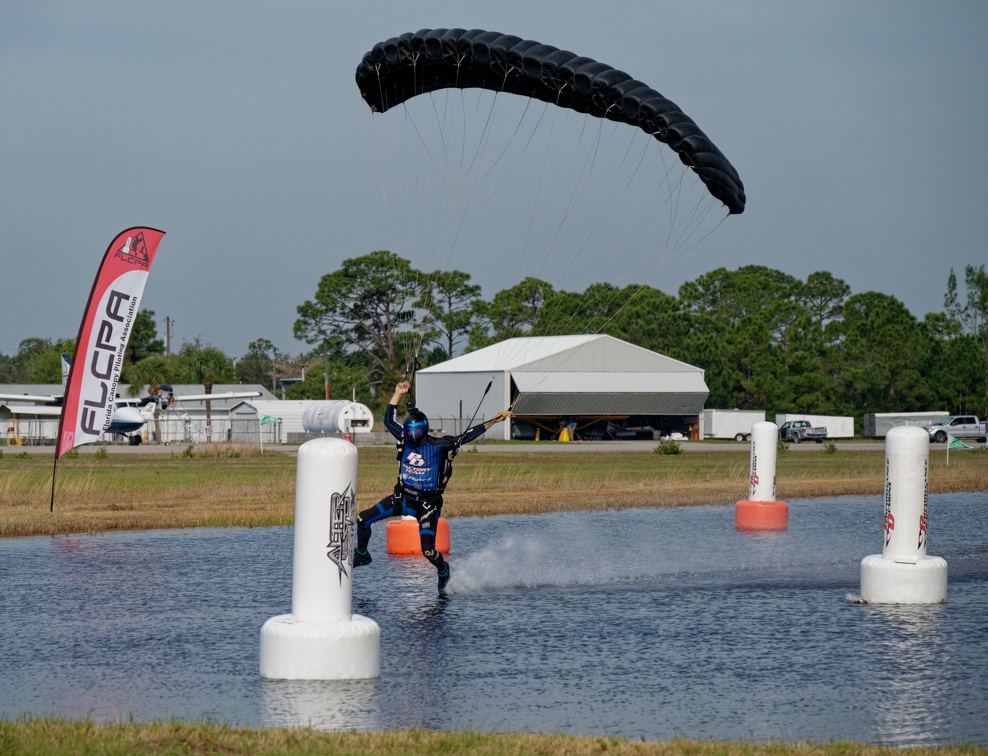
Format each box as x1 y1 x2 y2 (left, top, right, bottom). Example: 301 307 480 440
326 485 355 578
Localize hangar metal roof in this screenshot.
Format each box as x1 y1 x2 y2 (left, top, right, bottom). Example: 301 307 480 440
418 334 702 375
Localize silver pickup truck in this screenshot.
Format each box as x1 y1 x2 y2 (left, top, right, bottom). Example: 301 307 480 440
778 420 827 444
921 415 985 444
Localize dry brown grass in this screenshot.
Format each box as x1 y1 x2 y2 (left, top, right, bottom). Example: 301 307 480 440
2 717 984 755
1 444 985 537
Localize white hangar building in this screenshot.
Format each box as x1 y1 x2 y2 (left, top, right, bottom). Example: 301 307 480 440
415 335 709 441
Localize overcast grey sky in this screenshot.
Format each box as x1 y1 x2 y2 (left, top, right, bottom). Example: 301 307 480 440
2 1 986 359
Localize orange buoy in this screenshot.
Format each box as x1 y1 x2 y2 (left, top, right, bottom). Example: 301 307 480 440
734 421 789 531
734 499 788 531
386 516 450 555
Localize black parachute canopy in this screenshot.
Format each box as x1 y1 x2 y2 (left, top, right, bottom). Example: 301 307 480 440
355 28 745 215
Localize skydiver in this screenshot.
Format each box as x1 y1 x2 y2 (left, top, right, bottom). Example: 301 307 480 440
353 380 510 594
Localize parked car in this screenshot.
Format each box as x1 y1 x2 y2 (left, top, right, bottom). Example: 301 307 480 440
921 415 985 444
778 420 828 444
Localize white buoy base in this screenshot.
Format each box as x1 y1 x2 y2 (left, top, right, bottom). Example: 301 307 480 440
259 613 381 680
858 553 948 604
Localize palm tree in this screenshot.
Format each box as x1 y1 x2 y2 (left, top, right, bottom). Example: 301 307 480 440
124 355 172 398
178 341 235 433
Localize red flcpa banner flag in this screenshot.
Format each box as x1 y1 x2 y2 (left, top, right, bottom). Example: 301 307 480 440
56 227 165 458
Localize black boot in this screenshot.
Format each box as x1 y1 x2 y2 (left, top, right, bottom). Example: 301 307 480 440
437 564 450 593
353 548 372 567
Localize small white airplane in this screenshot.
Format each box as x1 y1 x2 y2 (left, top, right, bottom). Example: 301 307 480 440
0 354 260 442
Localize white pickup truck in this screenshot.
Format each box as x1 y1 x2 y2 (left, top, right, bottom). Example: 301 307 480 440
921 415 986 444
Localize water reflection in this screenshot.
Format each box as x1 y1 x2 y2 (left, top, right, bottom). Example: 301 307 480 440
0 494 986 746
867 603 951 745
261 678 382 730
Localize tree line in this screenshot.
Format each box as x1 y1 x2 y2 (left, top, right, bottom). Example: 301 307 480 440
2 255 986 420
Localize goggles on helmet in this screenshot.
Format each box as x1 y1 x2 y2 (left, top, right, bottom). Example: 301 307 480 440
402 410 429 443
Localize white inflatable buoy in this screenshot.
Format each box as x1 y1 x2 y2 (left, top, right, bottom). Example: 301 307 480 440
259 437 380 679
856 426 947 604
735 421 788 531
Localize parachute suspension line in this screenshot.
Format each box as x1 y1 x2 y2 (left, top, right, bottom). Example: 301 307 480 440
382 91 511 386
373 64 386 119
420 93 620 376
394 89 490 284
531 112 607 283
572 207 719 345
507 159 724 397
554 132 656 285
425 90 553 288
515 104 563 282
610 144 719 275
479 97 540 185
389 88 708 347
437 90 506 274
650 145 723 264
530 104 587 276
417 91 460 286
543 116 647 286
371 109 418 402
666 205 730 270
383 97 449 377
373 92 486 384
368 109 398 257
465 376 495 431
475 100 553 275
534 129 669 333
446 92 551 278
542 130 646 304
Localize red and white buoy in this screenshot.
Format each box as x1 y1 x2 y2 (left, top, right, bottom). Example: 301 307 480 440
735 421 788 531
260 437 380 679
857 426 947 604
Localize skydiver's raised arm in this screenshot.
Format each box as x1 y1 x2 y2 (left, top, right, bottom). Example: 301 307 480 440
457 411 512 446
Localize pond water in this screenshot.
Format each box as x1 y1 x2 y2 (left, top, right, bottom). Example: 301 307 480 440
1 493 986 746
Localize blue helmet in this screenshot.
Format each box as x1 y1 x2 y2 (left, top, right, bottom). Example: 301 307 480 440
402 409 429 444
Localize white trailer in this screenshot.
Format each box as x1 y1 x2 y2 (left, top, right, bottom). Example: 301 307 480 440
863 412 947 438
775 414 855 439
701 409 766 441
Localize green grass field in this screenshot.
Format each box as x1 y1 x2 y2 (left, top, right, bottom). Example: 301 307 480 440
2 717 984 754
1 442 985 537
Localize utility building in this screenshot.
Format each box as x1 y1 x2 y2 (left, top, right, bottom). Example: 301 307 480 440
415 335 709 441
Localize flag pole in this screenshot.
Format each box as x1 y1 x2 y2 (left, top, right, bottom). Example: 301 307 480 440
50 456 58 512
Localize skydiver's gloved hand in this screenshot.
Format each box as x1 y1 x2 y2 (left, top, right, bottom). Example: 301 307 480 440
483 411 512 430
390 381 410 406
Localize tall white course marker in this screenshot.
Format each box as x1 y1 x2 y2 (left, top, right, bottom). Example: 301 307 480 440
856 426 947 604
735 421 788 531
260 437 380 679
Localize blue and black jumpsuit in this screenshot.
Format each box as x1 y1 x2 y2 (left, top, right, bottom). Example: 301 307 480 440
355 404 488 573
